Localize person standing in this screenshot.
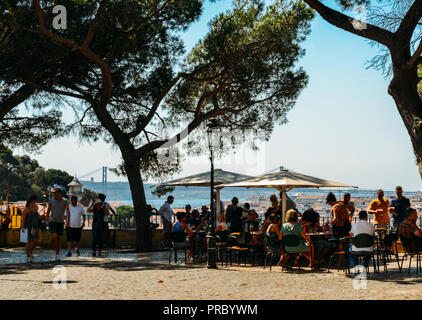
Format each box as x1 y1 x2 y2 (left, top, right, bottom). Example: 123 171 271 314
185 204 192 220
98 194 117 248
368 189 390 229
269 194 278 209
158 195 175 247
66 196 86 257
46 188 70 261
327 192 351 238
21 195 41 263
390 186 411 232
226 197 243 232
87 199 109 256
279 192 298 218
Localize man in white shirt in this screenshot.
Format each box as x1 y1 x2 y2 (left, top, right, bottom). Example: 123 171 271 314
349 210 374 268
66 196 86 257
158 196 174 247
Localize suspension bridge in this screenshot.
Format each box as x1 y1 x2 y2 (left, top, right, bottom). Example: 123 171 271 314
79 166 109 194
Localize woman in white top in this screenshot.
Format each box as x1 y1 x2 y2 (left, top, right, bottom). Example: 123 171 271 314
215 214 228 232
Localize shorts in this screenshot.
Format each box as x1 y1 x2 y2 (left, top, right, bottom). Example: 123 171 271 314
49 222 64 236
66 227 82 242
27 228 39 241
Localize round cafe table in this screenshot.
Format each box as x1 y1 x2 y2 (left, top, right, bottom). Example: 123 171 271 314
306 232 333 269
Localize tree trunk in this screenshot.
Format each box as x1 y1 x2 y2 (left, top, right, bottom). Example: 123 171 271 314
123 155 152 252
388 60 422 181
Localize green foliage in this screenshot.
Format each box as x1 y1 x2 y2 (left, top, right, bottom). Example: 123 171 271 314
116 205 134 218
45 169 73 187
151 185 175 198
0 144 74 201
81 188 99 201
164 0 313 153
2 0 313 183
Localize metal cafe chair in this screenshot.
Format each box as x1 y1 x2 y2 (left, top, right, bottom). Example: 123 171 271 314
398 237 422 275
263 234 281 271
215 230 230 267
374 232 401 274
226 232 253 267
327 237 351 274
348 234 378 274
280 234 304 271
168 231 190 264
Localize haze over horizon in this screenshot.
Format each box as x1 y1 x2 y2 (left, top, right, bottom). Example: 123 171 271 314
15 0 422 192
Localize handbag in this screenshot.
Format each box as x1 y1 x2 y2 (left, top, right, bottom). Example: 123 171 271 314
20 228 28 243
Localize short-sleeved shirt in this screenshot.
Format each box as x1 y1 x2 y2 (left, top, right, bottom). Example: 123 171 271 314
280 222 309 253
391 197 411 223
244 220 259 232
368 198 390 225
49 198 68 223
68 204 85 228
332 202 349 227
158 202 174 222
189 217 201 229
351 221 374 252
398 220 420 240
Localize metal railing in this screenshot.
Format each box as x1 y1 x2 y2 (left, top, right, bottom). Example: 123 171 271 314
84 214 174 230
319 216 422 228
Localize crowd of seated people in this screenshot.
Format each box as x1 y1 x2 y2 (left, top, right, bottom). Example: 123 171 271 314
166 186 418 270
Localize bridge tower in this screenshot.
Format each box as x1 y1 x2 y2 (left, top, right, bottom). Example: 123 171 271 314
102 166 107 195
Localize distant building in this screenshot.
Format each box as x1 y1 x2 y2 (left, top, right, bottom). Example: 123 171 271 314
68 176 83 199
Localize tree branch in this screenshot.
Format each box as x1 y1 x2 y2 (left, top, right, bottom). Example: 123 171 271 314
405 37 422 70
304 0 394 47
395 0 422 44
32 0 132 149
0 85 36 119
83 0 107 48
134 109 225 157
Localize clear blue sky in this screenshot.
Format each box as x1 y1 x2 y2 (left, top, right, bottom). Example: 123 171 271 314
26 0 422 191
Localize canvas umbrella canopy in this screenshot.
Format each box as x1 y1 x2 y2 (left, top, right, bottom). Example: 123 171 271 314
219 168 358 222
155 169 253 214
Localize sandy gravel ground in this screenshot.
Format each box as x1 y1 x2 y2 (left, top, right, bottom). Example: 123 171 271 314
0 248 421 300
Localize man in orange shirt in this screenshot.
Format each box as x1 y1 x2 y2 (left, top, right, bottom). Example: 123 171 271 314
368 189 390 229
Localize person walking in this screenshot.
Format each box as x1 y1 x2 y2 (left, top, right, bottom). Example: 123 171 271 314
21 195 41 263
66 196 86 257
98 194 117 248
46 188 70 261
158 196 175 247
368 189 390 229
87 199 110 257
389 186 411 233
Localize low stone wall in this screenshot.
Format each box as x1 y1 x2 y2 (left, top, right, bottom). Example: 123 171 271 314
0 228 165 249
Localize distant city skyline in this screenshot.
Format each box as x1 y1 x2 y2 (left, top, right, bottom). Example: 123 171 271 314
18 0 422 191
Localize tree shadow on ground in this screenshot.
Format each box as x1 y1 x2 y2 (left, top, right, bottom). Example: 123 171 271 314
0 258 204 277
